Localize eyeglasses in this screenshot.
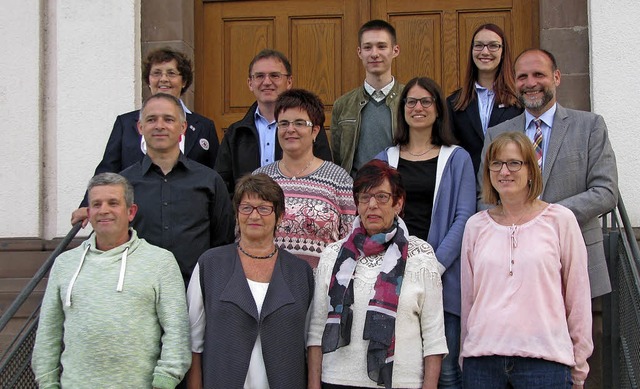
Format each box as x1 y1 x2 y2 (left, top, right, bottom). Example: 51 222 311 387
237 204 274 216
277 119 314 130
357 192 392 204
250 72 290 82
404 97 435 109
149 70 181 79
488 160 525 172
472 42 502 52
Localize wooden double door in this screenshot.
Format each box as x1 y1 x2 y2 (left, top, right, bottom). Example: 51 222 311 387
195 0 539 140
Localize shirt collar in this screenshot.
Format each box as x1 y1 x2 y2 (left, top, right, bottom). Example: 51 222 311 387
474 82 494 94
254 106 275 124
474 82 487 91
179 99 192 115
141 153 189 175
525 103 557 129
364 77 395 98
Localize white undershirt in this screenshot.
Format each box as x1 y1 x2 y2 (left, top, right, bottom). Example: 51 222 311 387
186 265 271 388
244 279 270 389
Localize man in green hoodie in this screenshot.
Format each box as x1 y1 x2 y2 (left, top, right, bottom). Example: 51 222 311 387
32 172 191 388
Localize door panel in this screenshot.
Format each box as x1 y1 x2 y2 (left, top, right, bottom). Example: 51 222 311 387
391 14 443 87
290 18 343 103
195 0 538 140
372 0 538 95
195 0 361 138
223 20 274 110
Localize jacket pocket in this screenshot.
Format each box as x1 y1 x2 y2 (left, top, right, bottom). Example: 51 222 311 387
338 118 357 125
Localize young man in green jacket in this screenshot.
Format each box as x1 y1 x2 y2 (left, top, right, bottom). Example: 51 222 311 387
331 19 403 176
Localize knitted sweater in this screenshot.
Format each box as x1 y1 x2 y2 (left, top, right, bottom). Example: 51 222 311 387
32 229 191 388
254 160 356 268
308 235 448 388
330 82 404 174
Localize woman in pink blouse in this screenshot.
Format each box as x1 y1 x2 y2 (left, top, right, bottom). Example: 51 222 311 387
460 131 593 389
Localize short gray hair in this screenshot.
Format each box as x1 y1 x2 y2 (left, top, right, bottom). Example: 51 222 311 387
87 173 134 207
139 93 186 123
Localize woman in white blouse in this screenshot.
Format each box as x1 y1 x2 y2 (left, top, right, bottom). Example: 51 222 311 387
307 160 448 389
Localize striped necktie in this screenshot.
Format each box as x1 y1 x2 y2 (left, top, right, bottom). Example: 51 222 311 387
533 119 543 170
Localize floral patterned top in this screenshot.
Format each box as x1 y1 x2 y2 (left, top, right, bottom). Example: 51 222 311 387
254 161 357 268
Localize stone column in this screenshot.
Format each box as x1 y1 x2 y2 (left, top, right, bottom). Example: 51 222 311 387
539 0 590 111
141 0 196 108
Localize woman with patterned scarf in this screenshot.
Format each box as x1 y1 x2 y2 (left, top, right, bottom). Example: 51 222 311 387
307 159 448 389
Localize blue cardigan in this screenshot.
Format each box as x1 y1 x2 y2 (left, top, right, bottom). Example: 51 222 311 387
375 145 476 315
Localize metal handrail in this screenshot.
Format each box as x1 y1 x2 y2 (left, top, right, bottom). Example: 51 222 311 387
601 192 640 389
616 195 640 265
0 222 82 333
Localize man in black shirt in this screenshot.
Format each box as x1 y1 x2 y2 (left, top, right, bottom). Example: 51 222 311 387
73 93 234 283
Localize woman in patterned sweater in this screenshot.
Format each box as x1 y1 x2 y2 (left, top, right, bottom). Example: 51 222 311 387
254 89 356 268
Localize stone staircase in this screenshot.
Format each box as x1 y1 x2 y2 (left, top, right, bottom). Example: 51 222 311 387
0 237 82 353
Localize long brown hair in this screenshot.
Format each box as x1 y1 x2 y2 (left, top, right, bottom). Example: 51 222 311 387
394 77 456 147
452 24 520 111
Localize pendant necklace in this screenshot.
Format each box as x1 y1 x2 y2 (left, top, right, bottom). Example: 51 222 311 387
237 242 277 259
404 144 436 157
280 157 313 180
501 205 531 227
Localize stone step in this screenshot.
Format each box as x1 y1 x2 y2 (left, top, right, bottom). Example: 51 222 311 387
0 236 82 355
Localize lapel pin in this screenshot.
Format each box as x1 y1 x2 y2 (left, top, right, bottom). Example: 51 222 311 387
190 125 196 131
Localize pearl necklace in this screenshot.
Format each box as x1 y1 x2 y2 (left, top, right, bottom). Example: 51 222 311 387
280 158 313 180
237 242 277 259
403 144 436 157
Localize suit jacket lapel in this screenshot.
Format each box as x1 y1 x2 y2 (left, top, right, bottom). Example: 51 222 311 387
507 113 526 134
219 253 260 321
184 112 199 155
465 100 484 141
542 105 570 190
489 102 508 127
260 254 295 319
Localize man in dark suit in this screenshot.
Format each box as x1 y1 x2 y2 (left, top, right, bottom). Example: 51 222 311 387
481 49 618 298
214 49 332 195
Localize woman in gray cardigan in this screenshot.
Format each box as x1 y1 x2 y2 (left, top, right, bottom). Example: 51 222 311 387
186 173 314 388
